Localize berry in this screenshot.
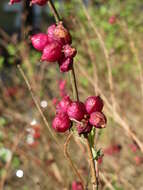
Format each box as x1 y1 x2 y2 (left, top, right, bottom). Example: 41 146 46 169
59 57 73 72
89 112 106 128
47 24 57 42
52 113 71 133
30 0 48 6
104 144 122 155
109 15 116 24
59 80 66 91
77 121 92 135
9 0 21 4
63 44 77 58
134 156 143 165
85 96 103 114
67 101 86 121
31 33 49 51
56 96 72 114
52 98 58 106
129 143 138 153
72 181 83 190
41 41 62 62
47 23 71 45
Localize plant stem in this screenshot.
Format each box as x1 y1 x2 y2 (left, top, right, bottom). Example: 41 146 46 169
48 0 61 23
47 1 98 189
85 136 98 190
17 64 61 148
71 66 79 101
64 133 85 187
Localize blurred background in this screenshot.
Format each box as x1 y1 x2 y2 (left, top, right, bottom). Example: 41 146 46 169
0 0 143 189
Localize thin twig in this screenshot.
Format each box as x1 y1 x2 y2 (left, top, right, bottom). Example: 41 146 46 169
71 66 79 101
85 136 98 190
48 0 61 23
99 172 114 190
64 133 85 187
17 64 61 148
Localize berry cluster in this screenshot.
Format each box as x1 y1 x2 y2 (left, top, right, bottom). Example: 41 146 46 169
52 95 107 134
31 23 77 72
9 0 48 6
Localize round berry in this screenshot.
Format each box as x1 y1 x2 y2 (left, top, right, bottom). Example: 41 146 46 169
56 96 72 114
31 33 49 51
59 57 73 72
67 101 86 121
85 96 103 114
89 112 107 128
41 41 62 62
52 113 71 133
63 44 77 58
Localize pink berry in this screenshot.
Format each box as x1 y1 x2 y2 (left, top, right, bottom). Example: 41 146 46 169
85 96 103 114
30 0 48 6
52 113 71 133
134 156 143 165
41 41 62 62
47 24 57 42
31 33 49 51
63 44 77 58
72 181 83 190
98 157 103 165
67 101 86 121
77 121 92 135
129 143 138 153
52 98 58 106
89 112 106 128
59 80 66 91
9 0 21 4
56 96 72 114
59 57 73 72
109 15 116 24
47 23 71 45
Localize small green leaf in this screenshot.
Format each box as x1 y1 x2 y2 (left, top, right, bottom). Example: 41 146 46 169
12 156 21 169
92 148 103 161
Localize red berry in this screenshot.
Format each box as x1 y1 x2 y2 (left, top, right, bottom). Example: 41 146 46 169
104 144 121 155
30 0 48 6
47 23 72 45
109 15 116 24
59 79 66 91
9 0 21 5
52 98 58 106
31 33 49 51
72 181 83 190
41 41 62 62
47 24 57 42
59 57 73 72
89 112 106 128
134 156 143 165
129 143 138 153
98 157 103 165
67 101 86 121
52 113 71 133
56 96 72 114
85 96 103 114
63 44 77 58
77 121 92 135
